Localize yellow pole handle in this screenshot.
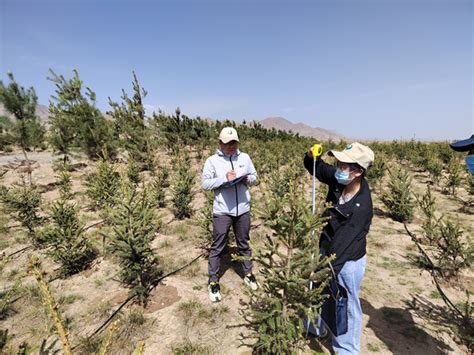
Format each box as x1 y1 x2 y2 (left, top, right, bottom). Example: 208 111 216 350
311 144 323 158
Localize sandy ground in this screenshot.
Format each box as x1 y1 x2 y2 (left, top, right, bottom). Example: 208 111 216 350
0 150 472 354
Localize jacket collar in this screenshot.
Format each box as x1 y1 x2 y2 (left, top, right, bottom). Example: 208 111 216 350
217 149 241 158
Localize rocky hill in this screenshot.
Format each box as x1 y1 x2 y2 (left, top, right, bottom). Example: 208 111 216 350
259 116 344 141
0 104 344 140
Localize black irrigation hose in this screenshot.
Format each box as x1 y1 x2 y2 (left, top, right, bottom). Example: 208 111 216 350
403 223 472 329
83 220 105 232
5 246 32 258
71 252 204 350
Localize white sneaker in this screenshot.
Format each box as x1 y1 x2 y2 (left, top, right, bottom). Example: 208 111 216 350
244 273 258 291
208 282 222 302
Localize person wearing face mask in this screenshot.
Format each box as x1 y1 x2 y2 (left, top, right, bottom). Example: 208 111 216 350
449 134 474 175
303 142 374 355
202 127 258 302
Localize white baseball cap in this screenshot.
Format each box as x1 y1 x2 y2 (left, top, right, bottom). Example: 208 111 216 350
219 127 240 144
328 142 374 170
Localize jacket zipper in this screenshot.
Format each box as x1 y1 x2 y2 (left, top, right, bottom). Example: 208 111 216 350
230 156 239 216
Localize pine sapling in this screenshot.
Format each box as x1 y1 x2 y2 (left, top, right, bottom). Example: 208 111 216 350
195 190 214 254
85 160 121 211
147 167 169 209
444 157 463 196
47 69 117 161
381 167 415 223
105 184 162 305
366 153 386 190
0 73 46 185
1 180 43 245
56 169 73 200
238 175 332 354
41 200 97 276
435 219 472 277
416 186 441 244
108 72 155 170
126 159 142 186
425 158 443 184
171 156 195 219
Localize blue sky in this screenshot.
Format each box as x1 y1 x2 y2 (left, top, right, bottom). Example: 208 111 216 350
0 0 472 140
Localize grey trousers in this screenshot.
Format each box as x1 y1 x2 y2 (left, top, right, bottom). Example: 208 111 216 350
208 212 253 282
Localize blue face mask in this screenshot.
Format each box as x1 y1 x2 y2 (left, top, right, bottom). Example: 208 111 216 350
466 155 474 175
335 168 354 185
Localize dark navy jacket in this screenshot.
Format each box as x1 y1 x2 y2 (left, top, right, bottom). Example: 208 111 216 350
304 154 373 274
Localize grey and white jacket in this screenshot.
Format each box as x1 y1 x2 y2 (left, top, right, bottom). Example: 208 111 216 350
201 149 257 216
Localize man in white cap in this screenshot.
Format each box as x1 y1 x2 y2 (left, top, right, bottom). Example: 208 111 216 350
202 127 258 302
304 142 374 355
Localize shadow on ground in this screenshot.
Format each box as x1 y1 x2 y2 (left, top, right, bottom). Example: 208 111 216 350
362 298 453 354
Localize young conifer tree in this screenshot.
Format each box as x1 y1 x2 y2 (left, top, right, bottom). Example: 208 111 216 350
148 166 169 209
240 172 332 354
195 190 214 254
108 72 154 170
381 167 415 223
171 156 195 219
444 157 463 196
85 160 121 211
436 219 472 277
106 182 162 305
0 73 46 185
41 200 97 276
1 180 43 245
417 185 441 244
48 69 116 161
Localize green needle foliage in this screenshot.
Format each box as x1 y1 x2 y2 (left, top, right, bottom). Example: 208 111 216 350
366 153 387 191
468 175 474 196
85 160 121 211
381 167 415 223
444 157 463 196
108 72 155 170
171 156 195 219
1 180 43 245
126 159 142 186
239 174 332 354
56 169 73 200
195 190 214 254
0 72 46 184
417 186 441 245
148 168 169 209
106 183 162 306
436 219 472 277
48 69 117 161
425 158 443 184
41 200 97 276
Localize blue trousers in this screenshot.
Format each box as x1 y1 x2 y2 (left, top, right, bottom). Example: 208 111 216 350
331 256 366 355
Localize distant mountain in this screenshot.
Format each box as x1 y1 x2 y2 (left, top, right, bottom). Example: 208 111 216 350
0 103 49 123
0 103 345 141
258 117 344 141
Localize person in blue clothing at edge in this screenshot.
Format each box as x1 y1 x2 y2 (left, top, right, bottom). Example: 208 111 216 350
304 142 375 355
449 134 474 175
201 127 258 302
